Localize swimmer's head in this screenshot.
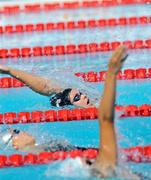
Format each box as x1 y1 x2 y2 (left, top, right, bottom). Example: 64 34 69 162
50 88 72 107
69 89 93 108
50 88 93 108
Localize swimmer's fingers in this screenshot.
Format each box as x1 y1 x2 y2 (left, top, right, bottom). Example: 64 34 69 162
121 54 129 63
108 46 128 74
110 46 127 63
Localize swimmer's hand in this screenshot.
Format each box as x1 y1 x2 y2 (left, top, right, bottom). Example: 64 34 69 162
0 65 10 74
108 46 128 74
12 132 36 150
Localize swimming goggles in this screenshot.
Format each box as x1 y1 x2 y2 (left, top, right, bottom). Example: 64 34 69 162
73 92 83 102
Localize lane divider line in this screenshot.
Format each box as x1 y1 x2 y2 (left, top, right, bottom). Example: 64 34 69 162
1 16 151 34
0 104 151 124
1 39 151 59
0 68 151 89
0 0 151 15
0 146 150 168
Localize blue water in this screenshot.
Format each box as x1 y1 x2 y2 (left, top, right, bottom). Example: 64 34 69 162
1 25 151 48
0 2 151 180
0 79 151 113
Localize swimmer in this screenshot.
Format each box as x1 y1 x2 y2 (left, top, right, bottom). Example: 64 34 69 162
1 46 142 179
0 64 93 108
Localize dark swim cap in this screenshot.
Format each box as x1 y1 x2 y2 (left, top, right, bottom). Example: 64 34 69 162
50 88 72 107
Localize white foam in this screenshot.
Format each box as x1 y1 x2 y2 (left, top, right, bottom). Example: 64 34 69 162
45 157 90 178
115 166 141 180
45 158 144 180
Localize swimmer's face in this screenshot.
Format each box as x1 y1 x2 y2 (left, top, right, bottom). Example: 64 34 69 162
69 89 93 108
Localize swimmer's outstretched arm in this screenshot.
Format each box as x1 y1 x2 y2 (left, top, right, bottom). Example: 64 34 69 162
0 65 61 95
93 46 127 173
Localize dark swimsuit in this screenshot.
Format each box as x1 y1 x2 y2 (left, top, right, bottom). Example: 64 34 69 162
42 139 87 152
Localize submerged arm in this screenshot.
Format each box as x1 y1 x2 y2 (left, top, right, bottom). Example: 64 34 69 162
0 65 61 96
94 46 127 170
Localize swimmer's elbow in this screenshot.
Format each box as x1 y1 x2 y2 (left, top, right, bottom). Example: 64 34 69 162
98 110 114 123
101 116 114 123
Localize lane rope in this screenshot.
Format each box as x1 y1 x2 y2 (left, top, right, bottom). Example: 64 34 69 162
1 16 151 35
1 39 151 58
76 68 151 82
0 67 151 89
0 0 151 15
0 146 150 168
0 104 151 124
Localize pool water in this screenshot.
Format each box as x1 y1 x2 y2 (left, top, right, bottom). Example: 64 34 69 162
0 2 151 180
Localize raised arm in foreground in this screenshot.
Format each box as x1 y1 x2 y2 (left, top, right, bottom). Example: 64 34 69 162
0 65 61 96
92 46 128 177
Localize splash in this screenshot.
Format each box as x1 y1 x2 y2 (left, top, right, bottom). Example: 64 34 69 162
45 157 143 180
45 157 90 179
115 165 141 180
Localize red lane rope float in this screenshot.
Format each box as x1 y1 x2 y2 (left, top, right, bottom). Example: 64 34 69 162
76 68 151 82
1 16 151 34
0 104 151 125
0 68 151 89
0 146 150 168
0 77 25 88
0 0 151 15
1 39 151 59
